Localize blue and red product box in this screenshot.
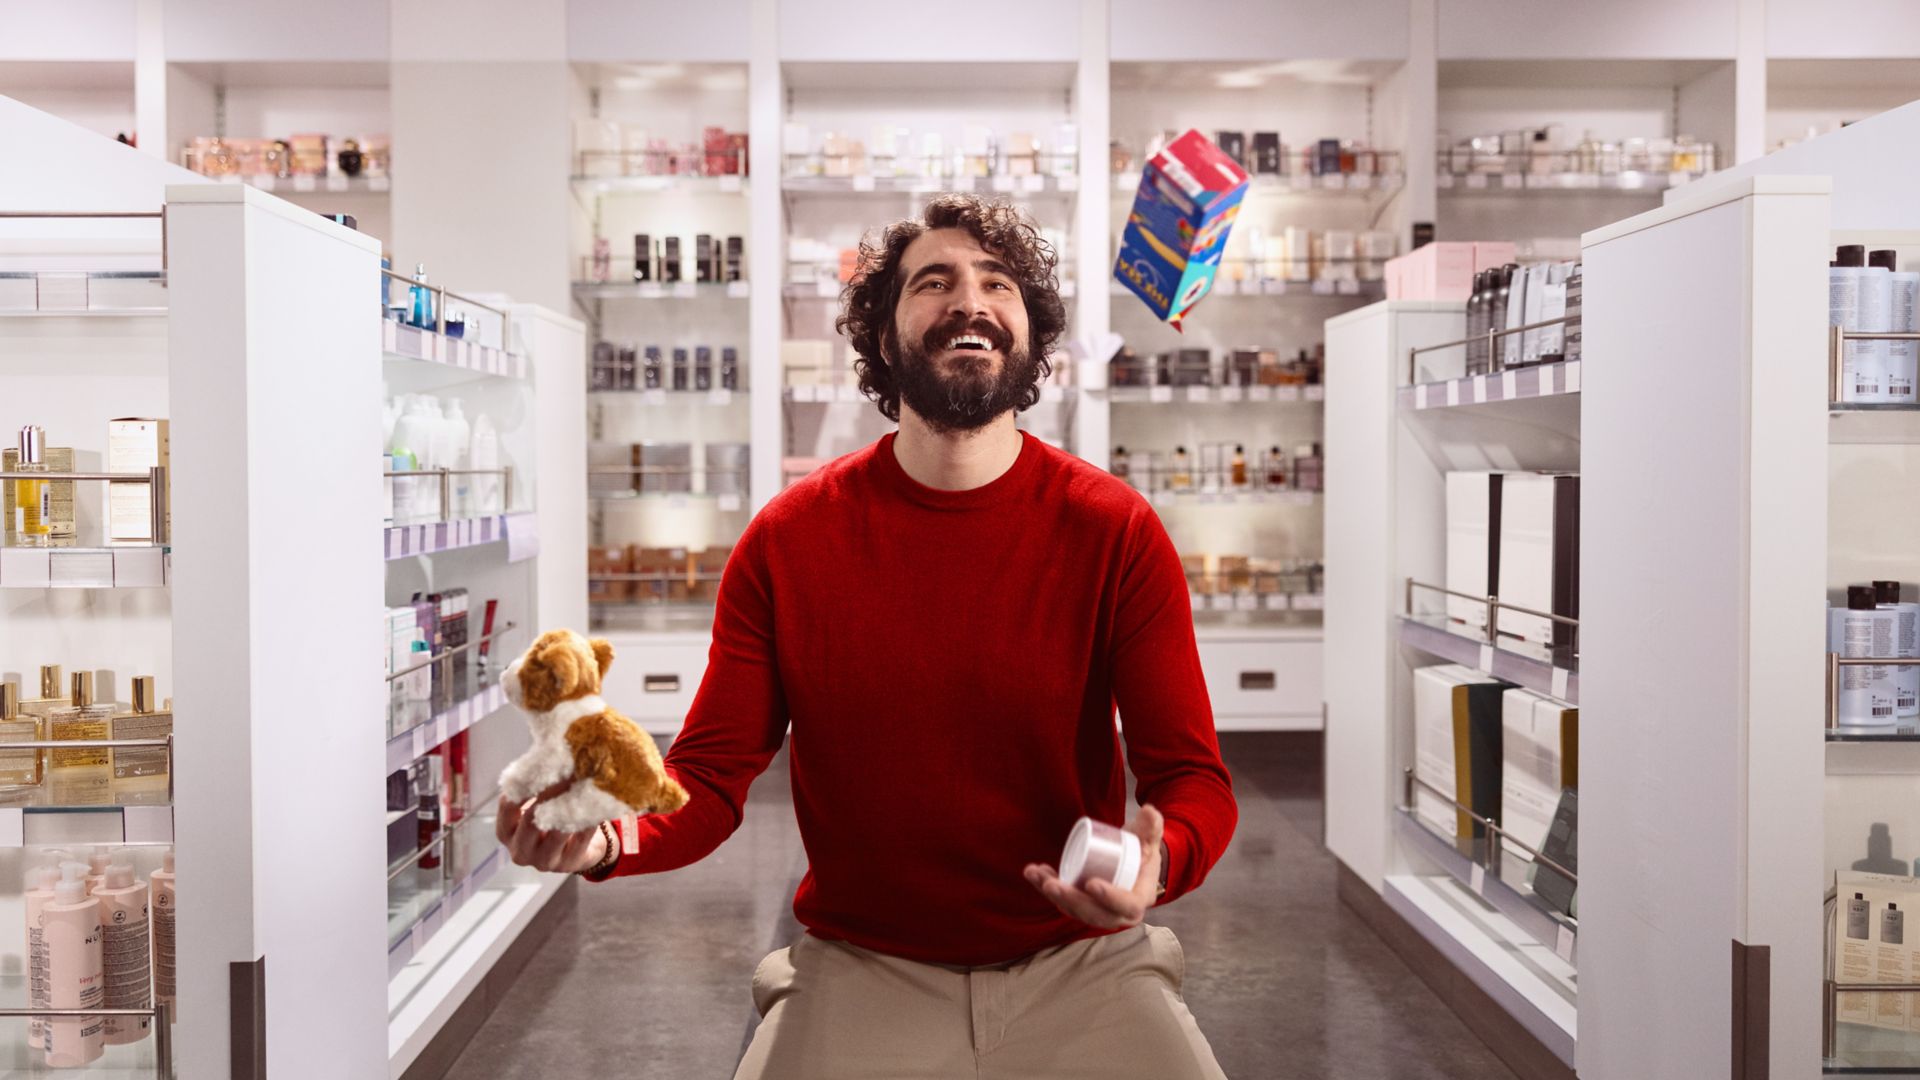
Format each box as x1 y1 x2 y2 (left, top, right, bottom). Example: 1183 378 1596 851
1113 129 1251 331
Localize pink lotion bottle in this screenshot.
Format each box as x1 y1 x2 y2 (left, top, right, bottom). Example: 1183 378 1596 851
44 862 104 1067
96 863 151 1045
150 849 175 1021
24 864 59 1051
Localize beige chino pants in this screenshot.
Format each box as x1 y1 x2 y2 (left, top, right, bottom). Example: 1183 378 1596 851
733 925 1228 1080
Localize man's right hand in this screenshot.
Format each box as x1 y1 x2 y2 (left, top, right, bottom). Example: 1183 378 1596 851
497 780 608 874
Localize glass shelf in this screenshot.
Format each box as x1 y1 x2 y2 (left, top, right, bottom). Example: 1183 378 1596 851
1827 1023 1920 1074
588 603 717 635
1401 360 1582 411
1114 171 1405 196
1395 806 1577 965
570 174 746 195
783 174 1079 196
387 807 505 977
381 319 524 380
1398 613 1578 704
1105 385 1323 404
0 546 167 589
383 513 530 561
222 173 391 195
572 281 748 301
1437 171 1686 194
593 387 744 406
0 271 167 316
1830 406 1920 446
1110 278 1381 301
387 683 508 775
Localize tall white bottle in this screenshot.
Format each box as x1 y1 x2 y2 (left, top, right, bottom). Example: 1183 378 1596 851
444 398 472 517
1834 245 1883 403
1839 585 1900 727
84 849 110 895
470 412 501 514
390 396 435 524
95 863 150 1045
24 864 58 1051
150 849 175 1021
44 862 104 1067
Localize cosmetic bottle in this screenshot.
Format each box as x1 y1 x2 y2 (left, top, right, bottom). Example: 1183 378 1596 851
95 863 150 1045
695 347 713 392
1231 445 1248 488
111 676 171 780
44 863 103 1067
1888 901 1907 945
417 757 443 871
643 346 664 391
12 425 53 548
409 263 435 331
1111 446 1130 483
672 348 690 392
0 684 42 787
469 412 500 514
591 237 611 283
337 138 364 178
25 863 58 1050
1170 446 1191 492
49 673 111 770
1266 446 1287 489
696 234 715 284
1490 265 1517 371
1874 250 1920 404
1861 247 1896 396
1875 580 1920 718
1850 891 1871 939
632 233 652 282
390 397 434 525
1834 245 1884 403
721 348 740 391
85 851 110 895
21 666 63 719
663 237 682 284
725 237 744 283
1464 271 1489 376
1838 584 1899 726
444 400 472 517
150 849 174 1021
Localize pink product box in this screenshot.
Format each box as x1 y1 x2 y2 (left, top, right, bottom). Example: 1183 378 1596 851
1472 241 1517 274
1385 241 1522 300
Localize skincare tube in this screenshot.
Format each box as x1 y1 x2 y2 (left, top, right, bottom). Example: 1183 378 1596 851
150 849 174 1020
24 864 58 1050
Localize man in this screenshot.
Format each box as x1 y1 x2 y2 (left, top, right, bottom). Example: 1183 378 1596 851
500 193 1237 1078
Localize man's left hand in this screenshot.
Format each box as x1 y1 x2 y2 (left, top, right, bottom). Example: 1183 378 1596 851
1023 805 1165 930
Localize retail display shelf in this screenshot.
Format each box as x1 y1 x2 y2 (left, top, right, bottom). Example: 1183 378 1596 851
1397 615 1578 704
1829 404 1920 445
387 842 506 978
570 174 747 195
1105 385 1325 404
1109 278 1381 300
783 279 1077 301
0 270 167 316
571 281 749 301
779 383 1065 406
1399 361 1582 411
1150 488 1320 508
590 490 746 512
1436 171 1684 194
588 604 717 635
1382 873 1577 1067
0 801 175 847
0 545 168 588
386 684 509 775
1114 172 1403 195
593 388 744 406
382 319 526 380
221 173 390 195
1188 590 1324 615
782 174 1079 196
1394 807 1577 966
1825 726 1920 743
383 513 533 561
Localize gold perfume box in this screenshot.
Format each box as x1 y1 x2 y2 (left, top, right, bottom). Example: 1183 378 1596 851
2 446 75 546
106 418 170 544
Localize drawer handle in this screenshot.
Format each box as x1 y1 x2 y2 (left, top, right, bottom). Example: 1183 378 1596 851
643 674 681 693
1238 671 1276 691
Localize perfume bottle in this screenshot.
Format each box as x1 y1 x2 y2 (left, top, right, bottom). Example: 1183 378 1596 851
591 237 611 283
1111 446 1130 483
48 672 111 770
110 677 170 781
1265 446 1287 489
20 665 63 719
409 264 435 330
263 140 289 179
1170 446 1192 491
1231 445 1248 488
720 347 739 391
0 683 42 788
336 139 364 178
643 347 664 390
13 425 53 548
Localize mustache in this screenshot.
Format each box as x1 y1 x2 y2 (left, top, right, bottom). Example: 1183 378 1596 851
921 315 1011 355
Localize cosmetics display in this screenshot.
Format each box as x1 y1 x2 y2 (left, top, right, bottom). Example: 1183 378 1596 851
590 342 743 393
1200 227 1398 288
1112 130 1400 182
106 418 170 545
1831 245 1920 405
383 393 504 525
1178 552 1324 606
783 121 1077 181
595 233 747 285
1444 472 1581 666
1459 260 1582 375
4 426 76 548
182 133 389 181
590 544 732 606
1114 442 1321 494
149 850 173 1021
1832 871 1920 1033
787 230 1070 293
573 121 748 177
1437 128 1715 184
1109 343 1322 388
385 589 491 736
1828 581 1920 728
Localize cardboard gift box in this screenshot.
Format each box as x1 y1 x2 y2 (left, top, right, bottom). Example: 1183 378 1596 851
1113 129 1250 331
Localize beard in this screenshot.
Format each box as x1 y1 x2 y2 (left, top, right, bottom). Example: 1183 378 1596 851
885 313 1043 435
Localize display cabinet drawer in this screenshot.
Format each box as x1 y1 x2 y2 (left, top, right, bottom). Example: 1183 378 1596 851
601 641 709 730
1197 638 1323 721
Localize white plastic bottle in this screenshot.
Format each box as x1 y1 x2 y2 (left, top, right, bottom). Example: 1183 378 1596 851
85 849 110 895
469 412 501 514
1835 245 1885 403
44 862 104 1067
1878 580 1920 719
24 864 59 1051
1839 585 1899 727
390 396 435 524
1882 251 1920 405
444 399 472 517
150 850 175 1022
95 863 150 1045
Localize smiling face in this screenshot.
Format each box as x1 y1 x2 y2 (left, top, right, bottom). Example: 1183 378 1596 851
882 228 1041 434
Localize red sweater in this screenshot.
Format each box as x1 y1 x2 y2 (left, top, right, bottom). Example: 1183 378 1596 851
600 431 1237 966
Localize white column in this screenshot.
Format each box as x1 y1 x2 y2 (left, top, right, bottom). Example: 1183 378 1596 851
1735 0 1769 163
748 0 783 511
133 0 165 159
1072 0 1112 468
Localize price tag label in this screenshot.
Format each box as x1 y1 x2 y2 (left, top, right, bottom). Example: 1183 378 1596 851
1470 377 1486 404
0 807 22 848
836 384 861 403
1323 173 1347 190
1551 667 1570 701
852 174 876 192
1209 593 1236 612
1187 386 1212 403
1565 361 1582 394
991 175 1015 192
673 281 698 299
642 389 667 406
1264 593 1291 611
621 813 640 855
718 175 743 193
1478 643 1497 672
718 494 743 512
293 174 317 192
1248 386 1274 403
1057 174 1079 192
1235 593 1260 611
708 388 733 406
1022 174 1046 192
1502 370 1519 399
1465 174 1488 190
1292 593 1326 610
1555 924 1576 962
1500 173 1524 190
791 384 818 402
1263 278 1292 296
726 280 750 299
382 320 398 353
1415 384 1430 409
1469 863 1487 896
1351 173 1374 190
1284 490 1315 506
638 282 665 299
1446 381 1460 407
1219 386 1245 403
1266 385 1296 403
504 512 539 563
327 176 350 192
1149 386 1173 404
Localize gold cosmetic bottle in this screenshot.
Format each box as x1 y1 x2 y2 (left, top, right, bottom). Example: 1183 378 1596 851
49 672 111 769
111 677 171 781
19 665 63 719
0 684 42 788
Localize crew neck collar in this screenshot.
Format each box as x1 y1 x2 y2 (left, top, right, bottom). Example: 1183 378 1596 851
875 429 1040 511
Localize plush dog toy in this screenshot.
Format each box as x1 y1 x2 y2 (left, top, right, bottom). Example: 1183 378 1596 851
498 629 689 833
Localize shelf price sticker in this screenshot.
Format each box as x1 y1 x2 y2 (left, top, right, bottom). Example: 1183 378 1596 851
1551 667 1570 701
1264 593 1290 611
1500 174 1524 190
327 176 350 193
0 807 22 848
1292 593 1326 610
1478 643 1497 673
951 175 977 192
1209 593 1236 612
293 174 317 192
1149 386 1174 404
1415 384 1430 410
1235 592 1260 611
1187 386 1212 403
708 388 734 406
1469 862 1487 896
643 389 667 406
1350 173 1373 190
1470 377 1486 404
1219 386 1245 403
1248 386 1274 403
1305 385 1325 402
1275 386 1302 402
1555 924 1576 963
836 384 862 403
1022 174 1046 193
1465 174 1489 190
673 282 698 299
638 282 665 299
504 513 539 564
1445 381 1460 407
991 175 1016 192
1502 370 1519 400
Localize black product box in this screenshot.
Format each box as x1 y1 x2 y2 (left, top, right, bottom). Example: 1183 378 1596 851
1229 348 1260 387
725 237 744 282
643 346 663 389
1531 788 1578 917
671 348 690 391
1214 130 1247 170
632 233 652 281
1315 138 1341 176
591 342 617 390
663 237 682 283
720 347 740 390
1108 346 1148 388
1170 349 1212 387
616 345 637 390
695 346 713 391
1252 132 1282 175
696 234 715 283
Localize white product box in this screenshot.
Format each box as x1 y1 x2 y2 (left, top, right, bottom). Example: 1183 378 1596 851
1445 473 1498 630
1412 664 1505 839
106 418 169 544
1834 871 1920 1032
1501 691 1578 861
1493 473 1580 656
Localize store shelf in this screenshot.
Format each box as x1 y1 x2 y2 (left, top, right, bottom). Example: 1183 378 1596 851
1400 360 1582 411
387 840 506 978
383 512 533 561
0 545 168 588
593 388 744 406
1436 171 1688 194
1106 385 1324 404
588 603 718 635
1115 171 1404 196
1397 614 1578 704
590 490 746 512
1826 1022 1920 1074
1395 807 1577 965
570 174 747 195
386 683 509 775
1189 589 1323 615
0 801 175 847
1111 278 1382 301
782 174 1079 196
382 319 525 380
220 173 391 196
0 270 167 316
1383 872 1577 1067
1148 488 1321 508
571 281 749 301
1830 404 1920 445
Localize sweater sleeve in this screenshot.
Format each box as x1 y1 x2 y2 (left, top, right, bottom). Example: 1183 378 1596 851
595 512 789 879
1109 506 1238 903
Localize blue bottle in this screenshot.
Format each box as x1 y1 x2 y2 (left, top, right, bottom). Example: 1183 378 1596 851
409 263 434 330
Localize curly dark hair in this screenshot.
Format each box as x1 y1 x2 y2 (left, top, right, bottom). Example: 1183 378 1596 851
835 194 1068 423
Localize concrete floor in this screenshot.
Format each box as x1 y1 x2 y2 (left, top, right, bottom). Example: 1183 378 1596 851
439 734 1518 1080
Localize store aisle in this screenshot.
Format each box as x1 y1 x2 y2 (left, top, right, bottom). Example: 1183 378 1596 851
438 734 1516 1080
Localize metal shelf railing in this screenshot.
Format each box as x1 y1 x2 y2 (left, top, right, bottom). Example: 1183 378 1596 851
1407 315 1578 384
1823 653 1920 729
386 622 518 683
1401 769 1578 886
1827 326 1920 405
380 269 512 346
387 786 502 883
383 466 513 524
0 468 170 546
1404 578 1580 653
0 1004 173 1078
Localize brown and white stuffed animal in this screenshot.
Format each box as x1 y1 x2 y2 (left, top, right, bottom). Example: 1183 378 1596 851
498 629 689 833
